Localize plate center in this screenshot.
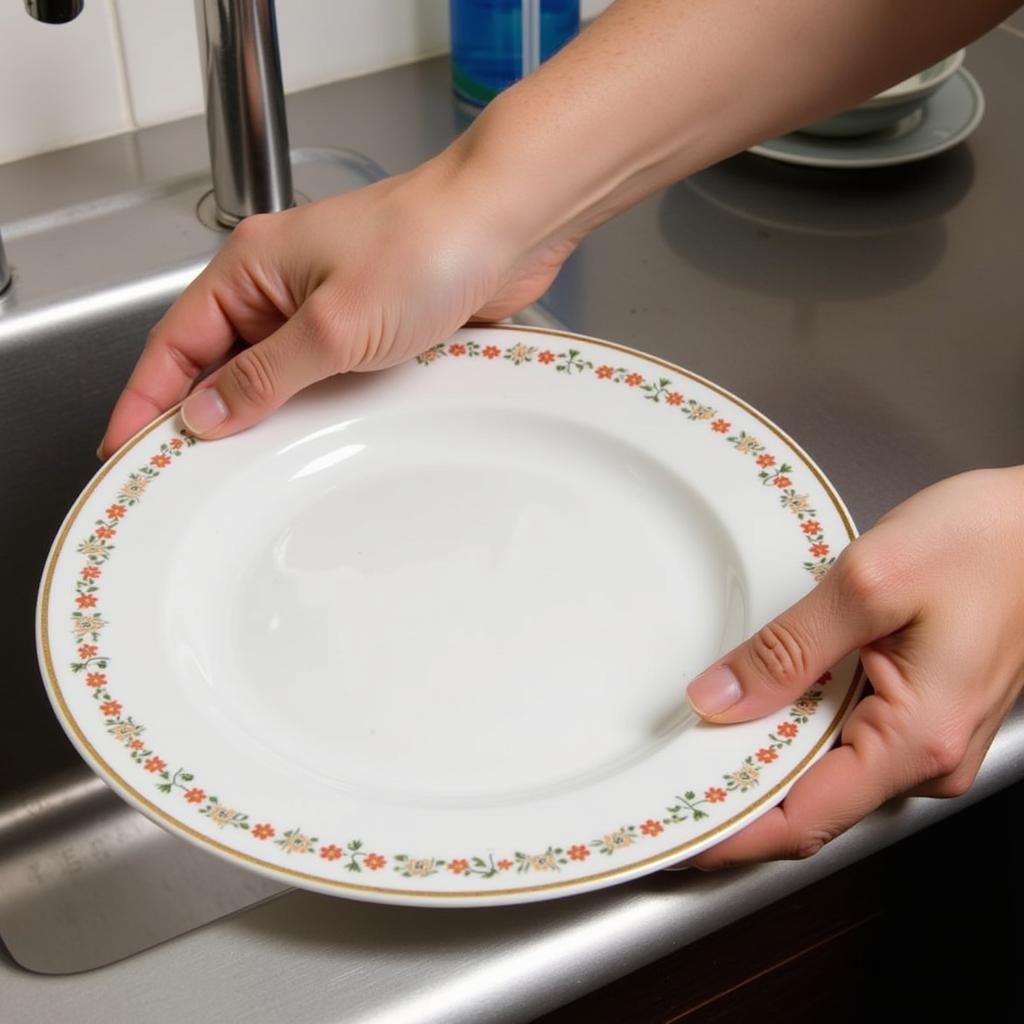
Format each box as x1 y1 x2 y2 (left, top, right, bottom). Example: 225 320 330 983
170 410 747 807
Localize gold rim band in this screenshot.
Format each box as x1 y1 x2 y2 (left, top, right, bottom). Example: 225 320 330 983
39 324 861 901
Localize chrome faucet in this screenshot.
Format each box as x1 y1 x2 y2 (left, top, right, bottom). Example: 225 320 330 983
23 0 294 228
194 1 294 226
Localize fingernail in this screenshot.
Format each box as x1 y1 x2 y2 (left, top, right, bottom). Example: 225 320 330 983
182 387 228 436
687 665 743 718
663 863 692 872
96 441 106 461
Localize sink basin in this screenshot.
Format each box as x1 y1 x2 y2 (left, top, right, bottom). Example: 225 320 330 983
0 149 385 974
0 146 568 975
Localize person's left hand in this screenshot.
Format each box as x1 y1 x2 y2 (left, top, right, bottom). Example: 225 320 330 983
680 467 1024 869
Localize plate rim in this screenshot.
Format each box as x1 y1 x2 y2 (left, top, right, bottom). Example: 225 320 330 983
748 68 984 169
36 323 863 904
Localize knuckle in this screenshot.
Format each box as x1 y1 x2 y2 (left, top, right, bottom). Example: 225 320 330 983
164 341 204 380
747 618 812 692
227 346 276 408
920 728 971 780
230 212 273 245
303 292 346 351
843 697 905 754
834 545 894 608
793 827 839 860
930 771 975 799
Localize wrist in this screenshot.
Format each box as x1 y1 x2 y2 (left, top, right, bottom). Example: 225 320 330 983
431 86 635 263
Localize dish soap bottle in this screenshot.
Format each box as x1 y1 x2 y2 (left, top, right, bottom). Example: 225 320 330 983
450 0 580 107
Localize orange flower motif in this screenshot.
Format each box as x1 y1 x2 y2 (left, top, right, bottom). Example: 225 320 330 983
106 504 127 519
252 823 275 840
625 372 643 387
150 454 172 468
777 722 798 738
497 858 513 870
78 643 98 658
76 594 98 609
86 672 107 688
639 819 664 837
483 345 501 359
705 787 727 803
184 787 206 804
364 853 386 871
756 454 775 468
567 844 591 861
538 350 555 364
319 844 343 861
801 520 822 534
81 566 101 580
130 739 144 750
100 700 122 717
756 747 779 764
95 526 116 539
596 365 614 379
773 475 792 488
448 343 467 356
711 419 731 433
144 756 166 773
169 438 184 450
816 671 833 685
448 858 470 874
809 542 830 557
666 392 684 405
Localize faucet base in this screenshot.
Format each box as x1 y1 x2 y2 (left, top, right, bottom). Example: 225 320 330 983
196 188 312 231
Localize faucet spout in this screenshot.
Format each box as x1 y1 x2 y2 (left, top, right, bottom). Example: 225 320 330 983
194 0 294 227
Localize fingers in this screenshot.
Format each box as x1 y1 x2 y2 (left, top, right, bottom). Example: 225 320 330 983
100 219 293 457
179 291 341 439
688 692 922 869
686 545 907 724
100 275 238 456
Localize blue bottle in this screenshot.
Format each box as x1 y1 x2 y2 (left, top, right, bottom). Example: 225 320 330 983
450 0 580 106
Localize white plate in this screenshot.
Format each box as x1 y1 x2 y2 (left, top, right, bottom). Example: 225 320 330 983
38 325 862 906
749 69 984 169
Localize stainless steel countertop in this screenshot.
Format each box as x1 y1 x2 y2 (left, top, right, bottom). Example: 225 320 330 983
2 25 1023 1023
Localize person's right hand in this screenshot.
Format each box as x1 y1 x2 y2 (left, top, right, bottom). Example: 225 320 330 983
98 155 578 457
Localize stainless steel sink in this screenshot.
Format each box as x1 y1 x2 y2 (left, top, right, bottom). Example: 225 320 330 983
0 144 568 976
0 148 385 974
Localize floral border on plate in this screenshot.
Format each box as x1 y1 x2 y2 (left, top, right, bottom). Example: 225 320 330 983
62 336 842 885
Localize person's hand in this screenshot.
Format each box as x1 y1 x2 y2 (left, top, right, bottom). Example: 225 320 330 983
99 0 1021 458
683 467 1024 868
98 155 578 456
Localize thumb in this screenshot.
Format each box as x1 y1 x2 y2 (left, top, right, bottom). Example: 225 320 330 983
179 294 337 440
686 550 902 724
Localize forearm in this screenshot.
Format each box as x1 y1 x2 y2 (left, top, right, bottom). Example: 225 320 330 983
440 0 1017 254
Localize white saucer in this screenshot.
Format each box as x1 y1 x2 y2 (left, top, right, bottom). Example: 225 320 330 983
749 69 984 169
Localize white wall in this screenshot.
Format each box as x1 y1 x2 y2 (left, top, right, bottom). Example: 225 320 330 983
0 0 613 167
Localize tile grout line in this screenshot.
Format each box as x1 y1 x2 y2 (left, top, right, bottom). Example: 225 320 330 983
106 0 140 130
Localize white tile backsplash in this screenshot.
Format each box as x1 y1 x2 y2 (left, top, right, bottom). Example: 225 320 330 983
2 1 606 167
0 0 131 166
277 0 450 94
113 0 203 128
116 0 449 130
